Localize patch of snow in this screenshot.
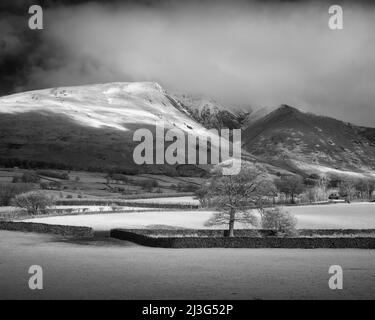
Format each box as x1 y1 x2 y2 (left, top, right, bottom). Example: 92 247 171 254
0 82 220 145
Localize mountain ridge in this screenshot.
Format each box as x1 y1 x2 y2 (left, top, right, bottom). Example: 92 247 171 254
0 82 374 178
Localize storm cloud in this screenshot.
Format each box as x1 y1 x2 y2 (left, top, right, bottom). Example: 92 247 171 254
1 0 375 126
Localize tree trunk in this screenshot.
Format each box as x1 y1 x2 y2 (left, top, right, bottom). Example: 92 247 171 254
228 208 235 237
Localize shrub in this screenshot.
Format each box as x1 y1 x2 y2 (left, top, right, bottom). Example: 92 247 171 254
40 182 49 190
11 191 53 215
13 172 40 184
0 183 34 206
12 176 21 183
40 181 62 190
177 183 200 192
50 181 63 190
304 186 328 203
261 207 297 236
109 174 129 183
36 170 69 180
137 179 159 191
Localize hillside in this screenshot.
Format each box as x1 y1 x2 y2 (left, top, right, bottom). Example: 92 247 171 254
0 82 217 176
242 105 375 177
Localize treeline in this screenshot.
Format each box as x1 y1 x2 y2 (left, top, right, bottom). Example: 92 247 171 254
36 170 69 180
105 173 200 193
0 158 207 177
274 174 375 204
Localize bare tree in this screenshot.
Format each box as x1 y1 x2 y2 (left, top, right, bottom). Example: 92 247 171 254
200 163 276 237
338 179 356 202
275 175 305 204
12 191 53 215
0 183 33 206
355 179 375 200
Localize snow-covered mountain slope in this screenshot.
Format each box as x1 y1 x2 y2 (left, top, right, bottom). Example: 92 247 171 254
171 93 228 112
0 82 229 175
0 82 208 135
1 82 374 178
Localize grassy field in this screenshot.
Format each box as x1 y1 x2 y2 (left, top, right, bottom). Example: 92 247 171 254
0 230 374 300
0 167 206 200
23 203 375 231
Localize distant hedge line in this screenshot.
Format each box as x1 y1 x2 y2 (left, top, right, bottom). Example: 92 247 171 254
118 192 194 199
36 170 70 180
55 198 199 209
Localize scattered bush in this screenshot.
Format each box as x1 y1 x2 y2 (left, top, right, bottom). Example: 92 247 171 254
13 172 40 184
11 191 53 215
106 173 129 184
177 183 200 192
137 179 159 191
40 181 63 190
261 207 297 236
36 170 69 180
40 182 48 190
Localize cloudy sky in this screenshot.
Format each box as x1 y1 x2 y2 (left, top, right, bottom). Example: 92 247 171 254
1 0 375 126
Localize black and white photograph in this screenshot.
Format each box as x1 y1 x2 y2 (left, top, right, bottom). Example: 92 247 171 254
0 0 375 308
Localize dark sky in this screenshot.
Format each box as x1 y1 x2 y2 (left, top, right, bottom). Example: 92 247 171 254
1 0 374 126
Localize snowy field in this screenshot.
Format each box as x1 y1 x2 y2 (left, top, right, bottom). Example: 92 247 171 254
24 210 216 231
0 231 374 299
287 202 375 229
23 203 375 231
124 196 200 205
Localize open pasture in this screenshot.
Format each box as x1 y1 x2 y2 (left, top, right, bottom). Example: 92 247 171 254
23 203 375 231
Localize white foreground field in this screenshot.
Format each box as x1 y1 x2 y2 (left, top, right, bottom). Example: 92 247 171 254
23 203 375 231
0 231 374 300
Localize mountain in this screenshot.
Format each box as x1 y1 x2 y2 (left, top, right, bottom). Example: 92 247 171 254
0 82 217 176
0 82 374 179
242 105 375 178
171 93 250 130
